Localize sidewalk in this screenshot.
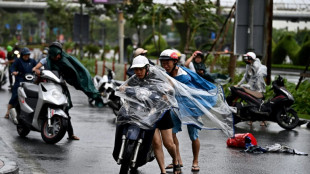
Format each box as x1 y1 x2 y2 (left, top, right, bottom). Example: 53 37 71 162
0 156 18 174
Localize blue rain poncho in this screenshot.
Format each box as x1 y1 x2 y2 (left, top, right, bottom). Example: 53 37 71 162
172 66 234 137
116 66 234 137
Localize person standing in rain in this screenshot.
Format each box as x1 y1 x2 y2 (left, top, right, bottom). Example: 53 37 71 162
158 49 234 172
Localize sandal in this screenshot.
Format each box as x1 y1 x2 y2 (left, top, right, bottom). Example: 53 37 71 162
67 135 80 140
191 165 200 172
4 114 9 119
173 164 181 173
165 163 183 169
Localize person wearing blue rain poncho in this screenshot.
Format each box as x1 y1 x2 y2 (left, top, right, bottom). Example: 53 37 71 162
159 49 234 172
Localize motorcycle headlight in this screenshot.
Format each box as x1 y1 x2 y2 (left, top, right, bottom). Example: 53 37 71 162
52 90 62 100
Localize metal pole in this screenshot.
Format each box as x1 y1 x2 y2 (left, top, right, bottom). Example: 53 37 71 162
266 0 273 85
79 2 84 59
248 0 254 51
118 9 124 64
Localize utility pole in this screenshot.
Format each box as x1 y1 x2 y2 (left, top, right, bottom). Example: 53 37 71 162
247 0 254 52
79 1 84 59
118 8 124 64
266 0 273 85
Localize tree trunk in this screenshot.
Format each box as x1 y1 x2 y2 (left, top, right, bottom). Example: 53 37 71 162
184 24 191 53
152 16 159 54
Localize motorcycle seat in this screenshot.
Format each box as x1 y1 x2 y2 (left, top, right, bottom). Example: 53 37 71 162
242 88 264 99
22 82 39 98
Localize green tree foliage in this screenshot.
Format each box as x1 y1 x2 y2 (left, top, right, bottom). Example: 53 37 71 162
123 0 153 46
0 11 38 45
45 0 70 42
85 44 100 59
296 40 310 66
142 32 168 58
272 35 299 64
173 0 219 52
138 3 175 55
272 29 310 66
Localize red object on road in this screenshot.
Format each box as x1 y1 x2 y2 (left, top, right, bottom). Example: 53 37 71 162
226 133 257 148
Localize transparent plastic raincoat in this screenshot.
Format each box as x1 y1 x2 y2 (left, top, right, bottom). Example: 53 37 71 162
115 66 178 129
237 58 267 93
116 66 234 137
172 67 234 137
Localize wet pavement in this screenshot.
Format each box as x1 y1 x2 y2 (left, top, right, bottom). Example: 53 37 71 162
0 82 310 174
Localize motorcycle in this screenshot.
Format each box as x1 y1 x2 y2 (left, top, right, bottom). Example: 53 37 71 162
9 70 69 144
91 66 123 115
0 59 8 89
226 75 299 130
113 123 155 174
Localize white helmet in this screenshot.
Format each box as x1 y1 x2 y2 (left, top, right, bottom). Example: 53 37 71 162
159 49 179 60
243 52 256 60
131 55 150 69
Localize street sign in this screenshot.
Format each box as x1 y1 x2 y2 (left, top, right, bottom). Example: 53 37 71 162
73 14 89 44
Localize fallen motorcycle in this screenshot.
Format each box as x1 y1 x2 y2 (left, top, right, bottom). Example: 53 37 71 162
91 66 123 115
226 75 299 130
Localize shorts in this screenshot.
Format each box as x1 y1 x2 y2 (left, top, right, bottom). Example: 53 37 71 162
156 110 174 130
171 110 200 141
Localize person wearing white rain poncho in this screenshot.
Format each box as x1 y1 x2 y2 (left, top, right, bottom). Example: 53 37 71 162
235 52 267 126
158 49 234 172
115 55 181 174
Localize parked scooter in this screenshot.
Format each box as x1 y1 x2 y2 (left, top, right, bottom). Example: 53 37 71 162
91 66 123 115
226 75 299 130
9 70 69 144
0 59 8 89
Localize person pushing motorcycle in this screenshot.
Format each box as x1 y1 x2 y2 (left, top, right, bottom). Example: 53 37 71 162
116 55 180 174
32 42 104 140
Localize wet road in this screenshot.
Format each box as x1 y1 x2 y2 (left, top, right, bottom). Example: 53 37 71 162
1 83 310 174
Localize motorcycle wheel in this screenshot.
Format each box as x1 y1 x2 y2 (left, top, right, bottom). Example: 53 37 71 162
119 140 136 174
17 124 30 137
41 116 68 144
276 109 299 130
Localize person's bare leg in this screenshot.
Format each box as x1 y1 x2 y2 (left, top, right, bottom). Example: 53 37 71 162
161 129 180 174
152 129 166 173
172 133 183 166
5 104 13 118
192 138 200 167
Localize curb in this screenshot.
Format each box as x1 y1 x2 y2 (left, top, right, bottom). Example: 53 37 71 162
0 156 19 174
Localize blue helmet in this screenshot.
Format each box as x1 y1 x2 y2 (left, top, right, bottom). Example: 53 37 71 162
21 47 31 55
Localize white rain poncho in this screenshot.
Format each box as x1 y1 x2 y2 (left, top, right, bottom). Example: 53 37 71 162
237 58 267 93
116 66 234 137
